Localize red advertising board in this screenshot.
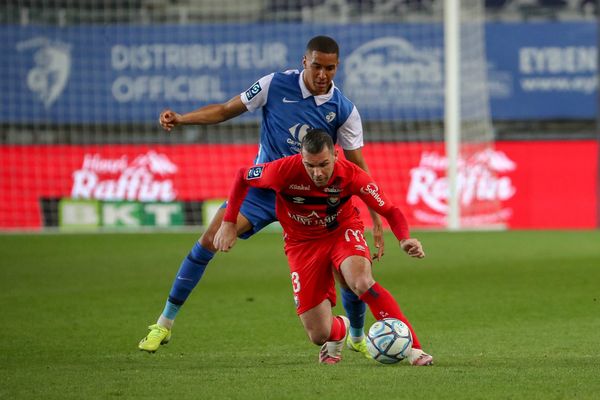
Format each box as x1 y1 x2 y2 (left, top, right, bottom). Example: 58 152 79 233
493 141 598 229
360 140 598 229
0 140 597 229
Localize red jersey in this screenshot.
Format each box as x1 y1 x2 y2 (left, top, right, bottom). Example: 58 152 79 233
223 154 410 242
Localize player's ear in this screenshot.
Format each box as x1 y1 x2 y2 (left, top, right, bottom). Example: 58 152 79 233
302 55 307 68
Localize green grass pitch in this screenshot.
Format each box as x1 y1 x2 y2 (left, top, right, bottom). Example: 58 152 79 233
1 230 599 399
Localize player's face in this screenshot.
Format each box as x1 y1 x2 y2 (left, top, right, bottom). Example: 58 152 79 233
302 51 339 96
301 147 337 187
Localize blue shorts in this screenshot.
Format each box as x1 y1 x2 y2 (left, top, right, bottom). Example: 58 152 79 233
220 187 277 239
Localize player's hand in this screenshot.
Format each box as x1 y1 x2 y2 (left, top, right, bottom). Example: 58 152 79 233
400 238 425 259
371 222 385 261
159 109 182 132
213 222 238 252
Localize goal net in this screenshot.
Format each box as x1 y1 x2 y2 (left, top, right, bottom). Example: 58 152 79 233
0 0 502 231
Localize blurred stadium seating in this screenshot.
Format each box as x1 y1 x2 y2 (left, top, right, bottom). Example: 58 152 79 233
1 0 597 24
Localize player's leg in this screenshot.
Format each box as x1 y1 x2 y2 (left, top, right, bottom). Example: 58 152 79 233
298 298 339 345
338 255 433 366
139 188 276 352
160 208 253 325
286 237 349 364
299 299 350 364
333 268 369 357
139 208 252 352
333 227 433 365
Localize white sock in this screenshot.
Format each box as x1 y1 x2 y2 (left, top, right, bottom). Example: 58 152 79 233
157 315 174 330
349 335 364 343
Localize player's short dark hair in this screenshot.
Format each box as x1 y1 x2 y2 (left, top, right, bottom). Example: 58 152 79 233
306 36 339 56
301 129 334 155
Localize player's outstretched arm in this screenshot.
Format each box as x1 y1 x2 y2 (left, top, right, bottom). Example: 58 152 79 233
214 222 238 252
159 95 248 132
400 238 425 259
343 148 385 261
215 168 249 252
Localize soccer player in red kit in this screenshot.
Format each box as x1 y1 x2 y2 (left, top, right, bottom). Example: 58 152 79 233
214 129 433 366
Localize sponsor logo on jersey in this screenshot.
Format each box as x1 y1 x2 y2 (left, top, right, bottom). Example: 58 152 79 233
345 229 366 244
287 123 311 151
247 166 264 179
283 97 299 103
354 245 366 251
325 111 336 123
360 183 385 207
289 184 311 191
288 210 341 226
245 81 262 100
323 186 342 193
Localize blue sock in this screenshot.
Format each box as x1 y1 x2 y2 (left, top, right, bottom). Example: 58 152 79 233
163 242 214 319
162 300 181 320
341 287 366 338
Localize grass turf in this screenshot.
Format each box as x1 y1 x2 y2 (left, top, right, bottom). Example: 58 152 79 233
1 230 599 399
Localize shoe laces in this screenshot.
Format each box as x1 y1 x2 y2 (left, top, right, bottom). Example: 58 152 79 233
321 339 344 359
146 324 167 339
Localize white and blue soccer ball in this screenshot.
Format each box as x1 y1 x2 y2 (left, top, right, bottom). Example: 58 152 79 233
366 318 413 364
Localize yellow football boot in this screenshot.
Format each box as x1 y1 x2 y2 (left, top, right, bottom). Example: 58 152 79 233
138 324 171 352
346 336 372 359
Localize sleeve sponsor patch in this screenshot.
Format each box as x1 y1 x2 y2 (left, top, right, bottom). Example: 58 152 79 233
244 81 262 100
246 166 264 180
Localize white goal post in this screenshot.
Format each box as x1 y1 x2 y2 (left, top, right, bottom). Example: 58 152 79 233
445 0 461 230
445 0 498 230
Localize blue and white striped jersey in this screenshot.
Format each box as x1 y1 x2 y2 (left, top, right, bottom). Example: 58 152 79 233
240 69 364 164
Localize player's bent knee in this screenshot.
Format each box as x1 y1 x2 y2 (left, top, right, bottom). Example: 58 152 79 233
349 277 376 297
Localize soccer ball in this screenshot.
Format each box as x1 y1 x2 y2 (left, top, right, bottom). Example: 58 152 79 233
366 318 413 364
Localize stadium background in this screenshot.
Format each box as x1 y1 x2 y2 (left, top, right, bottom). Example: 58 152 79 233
1 3 599 399
0 0 598 231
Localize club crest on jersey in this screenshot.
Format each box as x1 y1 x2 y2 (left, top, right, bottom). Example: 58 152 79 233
325 111 336 123
327 196 340 206
245 81 262 100
247 166 264 179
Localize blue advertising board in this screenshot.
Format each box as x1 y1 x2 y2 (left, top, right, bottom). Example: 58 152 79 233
0 22 596 123
486 22 596 119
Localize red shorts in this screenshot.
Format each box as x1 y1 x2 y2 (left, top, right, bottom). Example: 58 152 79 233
284 224 371 315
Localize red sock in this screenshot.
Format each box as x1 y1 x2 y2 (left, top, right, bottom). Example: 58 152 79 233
359 282 422 349
328 316 346 341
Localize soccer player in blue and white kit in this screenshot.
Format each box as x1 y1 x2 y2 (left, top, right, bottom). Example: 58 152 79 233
139 36 384 357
